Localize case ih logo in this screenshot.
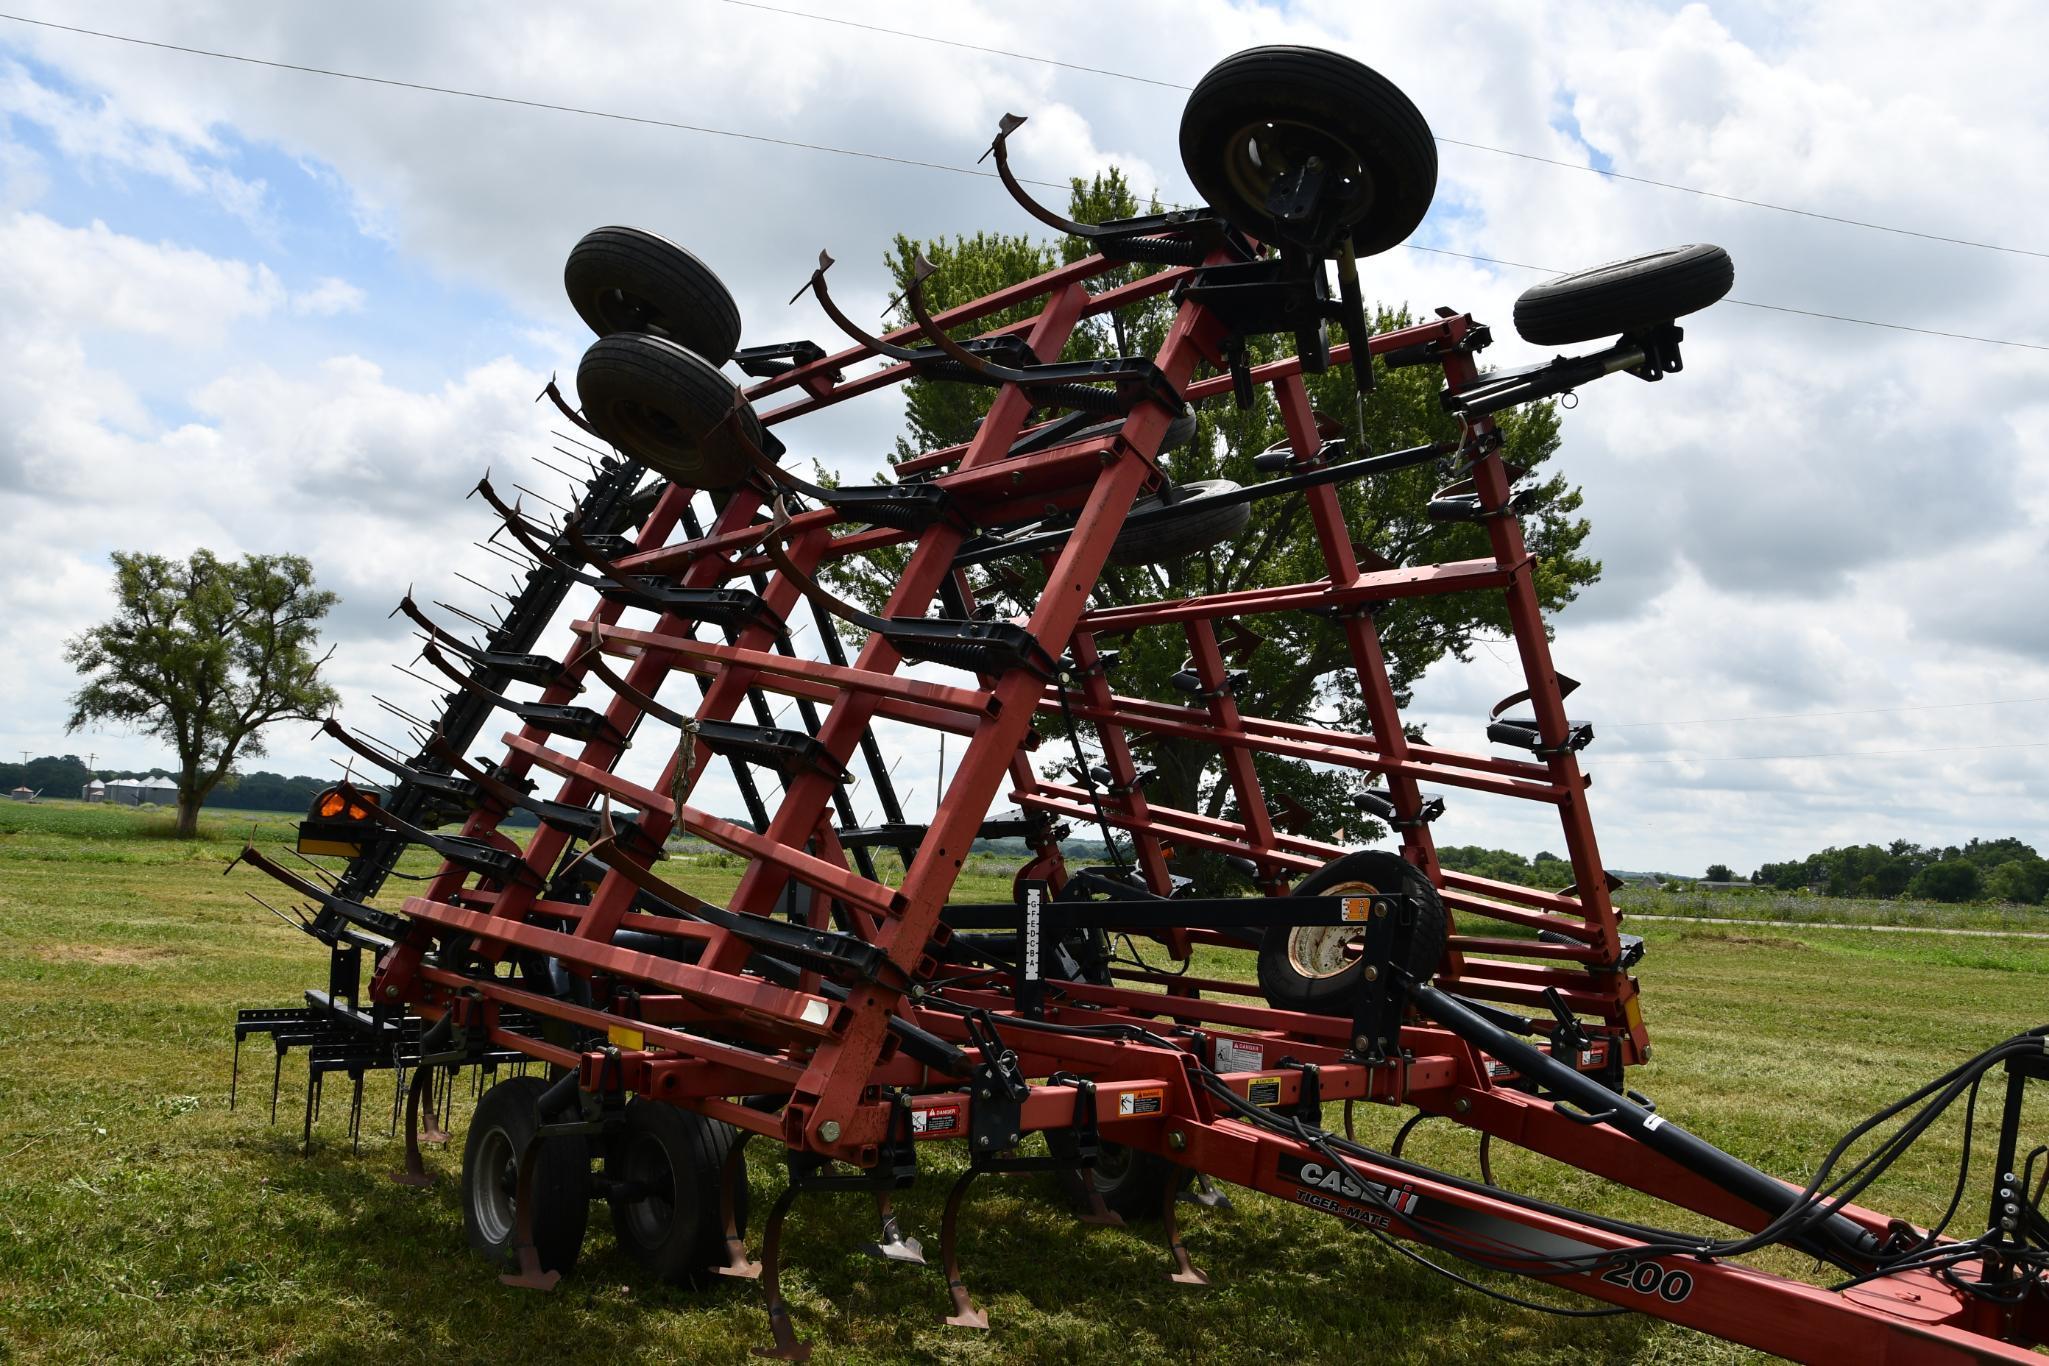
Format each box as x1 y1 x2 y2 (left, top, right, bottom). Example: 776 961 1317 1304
1278 1154 1419 1228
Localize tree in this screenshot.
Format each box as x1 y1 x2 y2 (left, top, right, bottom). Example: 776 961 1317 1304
1984 858 2049 907
1908 859 1983 904
65 550 339 837
832 170 1600 870
1703 863 1735 883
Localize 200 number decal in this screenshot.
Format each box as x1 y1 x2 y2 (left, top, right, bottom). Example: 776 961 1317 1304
1600 1256 1694 1303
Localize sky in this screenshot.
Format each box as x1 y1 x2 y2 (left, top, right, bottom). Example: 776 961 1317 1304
0 0 2044 877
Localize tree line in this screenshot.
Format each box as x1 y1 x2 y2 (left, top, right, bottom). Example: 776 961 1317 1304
1750 838 2049 905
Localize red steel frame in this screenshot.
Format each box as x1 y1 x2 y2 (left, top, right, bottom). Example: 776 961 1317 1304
279 242 2043 1362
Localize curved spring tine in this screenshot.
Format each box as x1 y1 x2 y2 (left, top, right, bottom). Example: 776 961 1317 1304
320 716 412 778
795 250 931 363
473 477 573 570
896 254 1005 380
757 497 893 638
570 620 691 728
980 114 1094 238
535 374 604 440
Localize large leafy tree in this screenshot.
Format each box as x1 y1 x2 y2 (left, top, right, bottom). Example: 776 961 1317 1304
831 171 1599 865
66 550 339 837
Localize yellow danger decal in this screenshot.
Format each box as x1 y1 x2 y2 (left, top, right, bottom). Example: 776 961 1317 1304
607 1025 646 1052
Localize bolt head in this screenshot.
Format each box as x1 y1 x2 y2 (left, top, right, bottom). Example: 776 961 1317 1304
1353 1035 1372 1052
1167 1130 1187 1152
382 985 400 1000
977 1136 990 1148
1452 1098 1471 1115
819 1120 842 1143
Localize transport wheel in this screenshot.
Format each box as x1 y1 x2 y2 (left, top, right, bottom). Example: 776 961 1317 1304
577 332 768 490
605 1099 746 1286
1511 244 1734 346
1086 1141 1192 1221
462 1076 592 1275
1107 479 1251 566
564 226 742 364
1178 45 1437 255
1257 850 1446 1014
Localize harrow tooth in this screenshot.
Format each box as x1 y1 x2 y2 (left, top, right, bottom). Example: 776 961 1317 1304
1059 1168 1125 1227
498 1130 563 1293
715 1137 762 1279
937 1170 989 1330
1178 1172 1234 1213
860 1191 925 1265
393 1064 437 1188
348 1071 365 1155
752 1185 811 1360
1161 1180 1209 1288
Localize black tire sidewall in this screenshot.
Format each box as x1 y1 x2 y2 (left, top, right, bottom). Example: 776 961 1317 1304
564 226 742 363
576 333 766 490
1179 46 1437 254
605 1100 743 1286
1512 243 1734 346
1088 1141 1191 1220
1108 479 1251 566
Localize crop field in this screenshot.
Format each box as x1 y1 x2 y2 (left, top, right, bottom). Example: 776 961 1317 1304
1 799 2045 1363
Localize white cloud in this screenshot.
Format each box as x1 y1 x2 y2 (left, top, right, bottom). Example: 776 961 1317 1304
289 275 366 316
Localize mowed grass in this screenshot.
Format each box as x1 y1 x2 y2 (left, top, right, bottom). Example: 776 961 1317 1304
1 799 2045 1364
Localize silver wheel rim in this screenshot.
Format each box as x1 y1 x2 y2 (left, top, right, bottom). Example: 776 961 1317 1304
1284 879 1376 980
473 1125 518 1246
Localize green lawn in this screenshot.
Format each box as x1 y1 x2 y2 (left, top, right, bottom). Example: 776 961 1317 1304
1 799 2044 1363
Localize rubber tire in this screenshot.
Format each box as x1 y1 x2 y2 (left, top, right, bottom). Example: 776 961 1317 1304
564 226 742 363
1089 1141 1192 1221
1257 850 1445 1014
1512 243 1734 346
1108 479 1251 566
576 333 767 490
462 1076 592 1276
1179 45 1437 255
606 1099 746 1287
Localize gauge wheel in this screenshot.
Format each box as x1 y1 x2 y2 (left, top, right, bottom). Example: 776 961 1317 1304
576 332 769 490
564 225 742 363
1257 850 1445 1013
1179 45 1437 254
1512 244 1734 346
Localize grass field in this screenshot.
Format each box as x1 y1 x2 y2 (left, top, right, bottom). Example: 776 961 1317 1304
2 799 2044 1363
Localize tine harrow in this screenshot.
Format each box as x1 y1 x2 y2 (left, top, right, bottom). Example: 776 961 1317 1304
225 44 2049 1364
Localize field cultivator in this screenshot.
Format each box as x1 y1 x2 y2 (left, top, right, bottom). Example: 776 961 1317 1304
231 45 2048 1362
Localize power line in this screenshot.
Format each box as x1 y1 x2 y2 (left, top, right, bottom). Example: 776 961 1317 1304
1609 694 2049 729
1601 739 2049 765
710 0 2049 262
715 0 1187 90
7 11 2044 354
0 11 1072 192
1406 245 2049 351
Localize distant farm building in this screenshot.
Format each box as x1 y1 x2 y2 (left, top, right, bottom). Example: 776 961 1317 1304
81 778 106 803
7 785 32 802
105 778 178 806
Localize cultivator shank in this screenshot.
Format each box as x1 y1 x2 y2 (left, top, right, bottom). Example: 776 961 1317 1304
231 44 2047 1362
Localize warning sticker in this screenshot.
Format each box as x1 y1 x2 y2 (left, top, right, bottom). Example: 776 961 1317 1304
910 1104 960 1138
1117 1088 1165 1117
607 1024 646 1052
1246 1076 1282 1107
1341 896 1374 923
1213 1037 1265 1073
